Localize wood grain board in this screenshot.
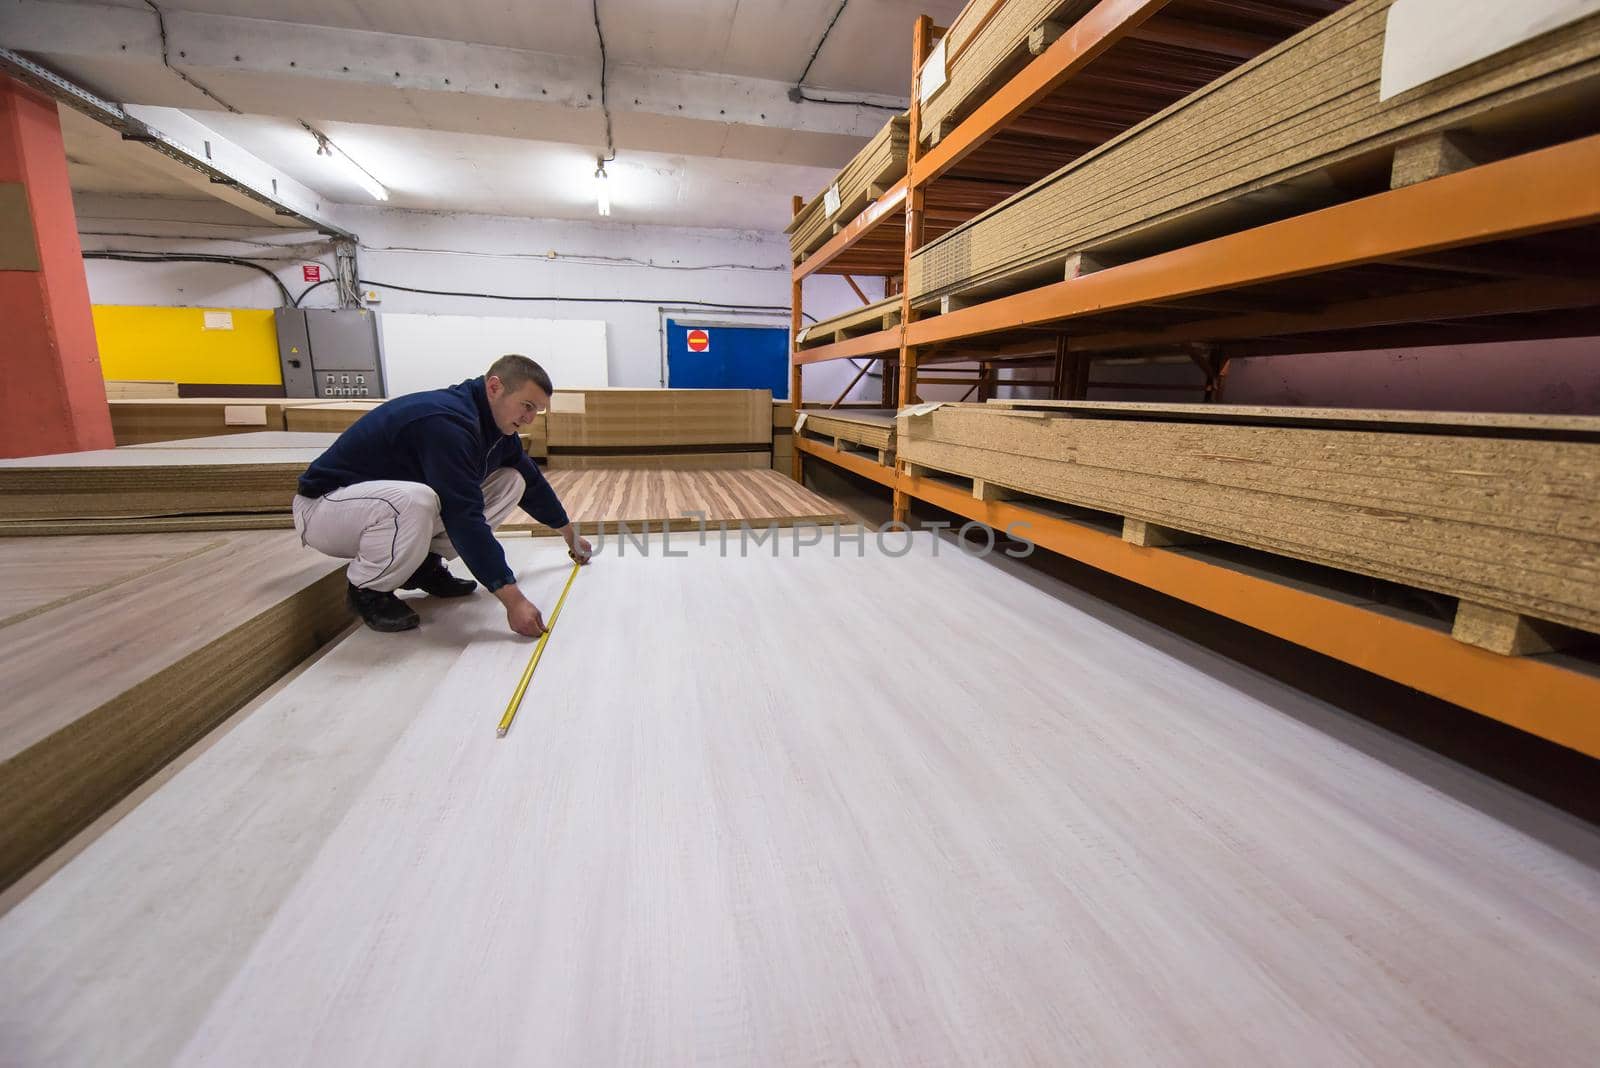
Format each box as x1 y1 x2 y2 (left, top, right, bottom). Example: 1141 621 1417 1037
788 114 910 260
507 469 846 532
546 451 773 471
0 531 349 892
897 403 1600 634
909 0 1600 302
1 535 1596 1064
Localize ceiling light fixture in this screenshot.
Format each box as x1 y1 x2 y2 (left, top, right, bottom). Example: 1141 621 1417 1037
594 158 611 217
312 131 388 202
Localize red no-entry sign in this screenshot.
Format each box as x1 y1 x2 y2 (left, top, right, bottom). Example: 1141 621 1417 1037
686 328 710 353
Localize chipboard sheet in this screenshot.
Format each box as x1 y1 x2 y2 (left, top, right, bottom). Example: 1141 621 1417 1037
1 535 1597 1065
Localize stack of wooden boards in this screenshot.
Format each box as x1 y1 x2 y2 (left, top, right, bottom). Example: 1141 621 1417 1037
918 0 1098 144
0 433 332 535
909 0 1600 304
787 114 910 261
109 398 383 445
772 401 795 474
897 401 1600 651
796 297 902 349
800 409 898 465
0 530 348 893
283 401 380 434
544 389 772 469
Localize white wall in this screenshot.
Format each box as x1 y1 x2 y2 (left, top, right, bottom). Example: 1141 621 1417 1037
74 194 874 399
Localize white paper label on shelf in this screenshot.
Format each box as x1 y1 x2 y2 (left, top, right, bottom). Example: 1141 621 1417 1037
223 405 268 426
795 326 810 343
1380 0 1600 99
823 183 841 217
793 412 808 433
549 392 587 414
202 310 234 331
919 37 948 104
898 402 946 420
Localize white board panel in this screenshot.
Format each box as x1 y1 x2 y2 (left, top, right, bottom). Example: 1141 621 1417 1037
1381 0 1600 100
377 313 609 397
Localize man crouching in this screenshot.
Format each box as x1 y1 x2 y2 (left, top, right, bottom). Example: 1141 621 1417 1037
293 354 591 635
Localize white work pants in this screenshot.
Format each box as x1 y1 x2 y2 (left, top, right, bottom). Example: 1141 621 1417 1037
292 468 525 591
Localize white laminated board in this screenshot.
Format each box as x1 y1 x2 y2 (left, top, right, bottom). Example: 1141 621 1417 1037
379 313 610 397
1381 0 1600 98
1 535 1597 1065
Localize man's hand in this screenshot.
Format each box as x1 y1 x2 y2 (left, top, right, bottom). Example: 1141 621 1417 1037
495 584 546 638
560 524 594 565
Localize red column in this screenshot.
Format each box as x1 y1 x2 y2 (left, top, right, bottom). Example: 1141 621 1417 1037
0 75 114 457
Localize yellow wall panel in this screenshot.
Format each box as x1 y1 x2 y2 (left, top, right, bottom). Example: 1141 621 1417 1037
92 306 282 386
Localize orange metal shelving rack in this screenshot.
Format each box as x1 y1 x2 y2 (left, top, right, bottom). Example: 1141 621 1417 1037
788 0 1600 757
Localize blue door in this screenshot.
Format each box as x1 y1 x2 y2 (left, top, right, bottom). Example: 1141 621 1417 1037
666 319 788 398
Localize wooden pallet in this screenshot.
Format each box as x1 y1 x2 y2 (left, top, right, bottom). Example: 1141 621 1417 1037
801 409 898 466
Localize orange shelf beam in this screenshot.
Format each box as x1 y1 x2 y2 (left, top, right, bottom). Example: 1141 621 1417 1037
907 133 1600 347
905 475 1600 759
912 0 1172 188
796 439 1600 757
795 435 897 487
793 178 910 281
793 326 904 365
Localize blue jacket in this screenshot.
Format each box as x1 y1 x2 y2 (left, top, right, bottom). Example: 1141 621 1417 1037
297 377 568 591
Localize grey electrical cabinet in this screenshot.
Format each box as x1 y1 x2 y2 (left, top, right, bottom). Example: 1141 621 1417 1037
275 308 386 399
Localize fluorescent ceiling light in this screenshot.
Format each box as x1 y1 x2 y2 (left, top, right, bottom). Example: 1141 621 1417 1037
316 137 388 202
594 159 611 217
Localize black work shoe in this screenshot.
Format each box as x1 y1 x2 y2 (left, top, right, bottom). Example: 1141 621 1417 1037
401 553 478 598
348 582 420 632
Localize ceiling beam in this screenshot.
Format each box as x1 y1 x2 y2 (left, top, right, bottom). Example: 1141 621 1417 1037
2 0 906 161
0 48 351 236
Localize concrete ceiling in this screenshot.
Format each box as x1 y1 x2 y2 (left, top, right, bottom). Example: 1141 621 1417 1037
3 0 964 231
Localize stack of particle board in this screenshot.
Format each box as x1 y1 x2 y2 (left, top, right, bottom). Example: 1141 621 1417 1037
0 432 332 534
910 0 1600 304
801 408 897 464
545 389 772 469
103 380 179 400
109 398 302 445
0 529 348 892
897 401 1600 640
919 0 1098 144
773 401 796 474
787 114 910 261
518 413 549 460
795 297 903 349
282 400 381 434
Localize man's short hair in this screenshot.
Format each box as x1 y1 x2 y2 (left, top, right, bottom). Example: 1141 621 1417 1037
487 354 553 396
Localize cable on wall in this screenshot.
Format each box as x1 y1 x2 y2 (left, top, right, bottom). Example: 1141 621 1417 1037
83 251 295 306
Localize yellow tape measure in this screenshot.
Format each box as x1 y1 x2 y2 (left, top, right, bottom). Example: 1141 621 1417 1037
497 559 583 738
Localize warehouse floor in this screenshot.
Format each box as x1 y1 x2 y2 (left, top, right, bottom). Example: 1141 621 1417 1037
3 533 1597 1064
